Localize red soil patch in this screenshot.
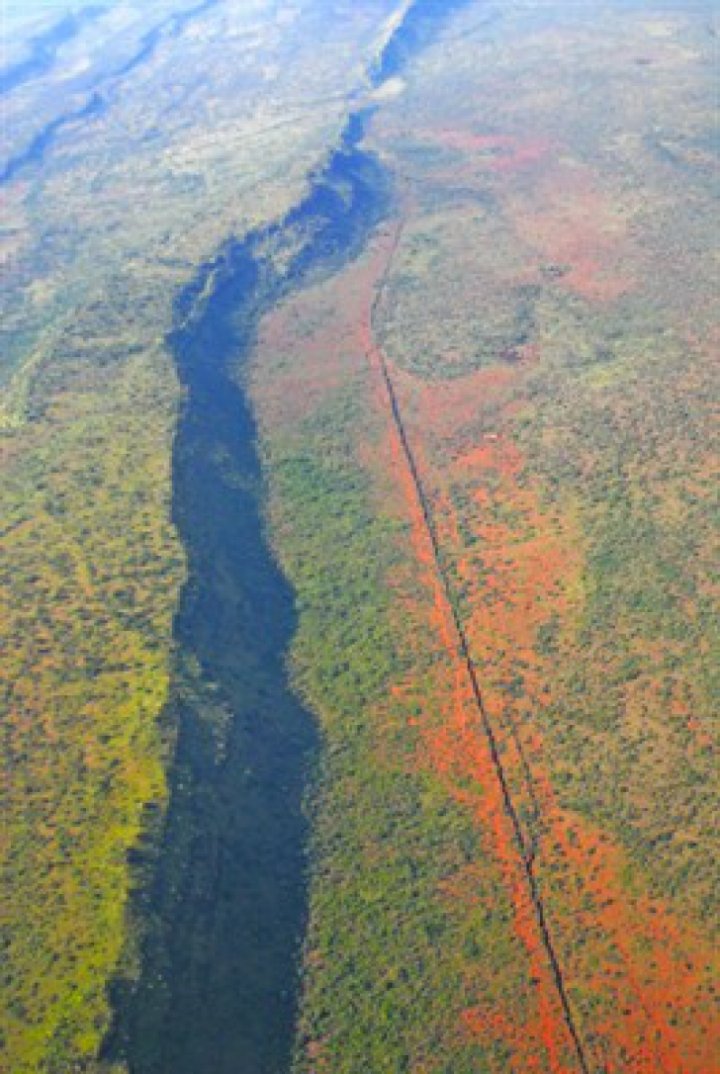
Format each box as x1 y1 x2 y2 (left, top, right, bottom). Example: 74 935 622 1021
506 164 634 303
252 291 364 429
395 336 718 1070
412 122 634 306
356 217 717 1071
358 225 586 1073
434 130 552 175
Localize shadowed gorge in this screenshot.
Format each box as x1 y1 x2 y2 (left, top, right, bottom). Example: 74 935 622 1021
103 137 390 1073
104 5 476 1067
102 245 318 1073
0 0 221 186
0 6 105 96
1 91 107 185
373 0 474 82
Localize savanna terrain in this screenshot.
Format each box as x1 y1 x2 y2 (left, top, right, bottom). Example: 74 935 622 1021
1 1 717 1072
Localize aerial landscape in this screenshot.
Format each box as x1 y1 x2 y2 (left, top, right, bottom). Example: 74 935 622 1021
0 1 717 1072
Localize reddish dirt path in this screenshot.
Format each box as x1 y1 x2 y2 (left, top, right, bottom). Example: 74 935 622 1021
359 221 590 1074
424 420 718 1073
357 218 719 1073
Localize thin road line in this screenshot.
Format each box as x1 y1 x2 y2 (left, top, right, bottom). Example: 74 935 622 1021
366 216 592 1074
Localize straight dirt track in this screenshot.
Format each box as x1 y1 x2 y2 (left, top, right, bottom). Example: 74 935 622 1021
361 216 592 1074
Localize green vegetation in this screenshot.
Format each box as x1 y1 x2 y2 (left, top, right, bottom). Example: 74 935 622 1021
259 373 533 1072
1 343 182 1072
1 2 408 1069
519 312 718 919
378 207 536 377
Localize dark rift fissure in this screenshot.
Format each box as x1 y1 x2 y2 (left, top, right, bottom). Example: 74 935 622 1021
0 6 105 97
102 2 481 1071
102 131 390 1074
0 0 221 185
